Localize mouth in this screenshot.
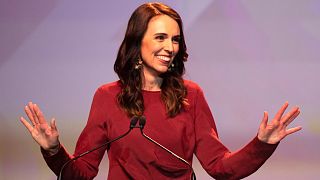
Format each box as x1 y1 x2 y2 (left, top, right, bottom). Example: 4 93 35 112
156 55 172 65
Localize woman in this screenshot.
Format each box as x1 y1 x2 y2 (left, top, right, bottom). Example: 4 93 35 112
20 2 301 180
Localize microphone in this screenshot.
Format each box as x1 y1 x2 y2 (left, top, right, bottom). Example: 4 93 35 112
138 116 196 180
57 116 139 180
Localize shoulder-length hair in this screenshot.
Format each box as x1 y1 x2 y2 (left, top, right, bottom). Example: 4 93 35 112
114 2 188 117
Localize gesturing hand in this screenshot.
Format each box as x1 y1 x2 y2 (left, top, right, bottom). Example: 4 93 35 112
258 102 302 144
20 102 60 154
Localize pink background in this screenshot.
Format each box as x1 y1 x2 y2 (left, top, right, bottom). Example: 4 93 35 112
1 0 319 179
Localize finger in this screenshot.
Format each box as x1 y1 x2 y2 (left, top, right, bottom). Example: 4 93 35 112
33 104 46 124
283 108 300 126
274 101 289 121
260 111 268 129
28 102 39 124
50 118 58 132
286 126 302 135
20 116 34 133
281 106 299 122
24 105 36 126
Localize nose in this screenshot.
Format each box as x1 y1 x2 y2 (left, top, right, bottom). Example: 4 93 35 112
164 40 174 55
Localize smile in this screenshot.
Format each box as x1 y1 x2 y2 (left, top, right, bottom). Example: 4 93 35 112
156 55 171 61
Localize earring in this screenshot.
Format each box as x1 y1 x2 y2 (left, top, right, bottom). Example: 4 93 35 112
168 63 175 72
135 58 143 70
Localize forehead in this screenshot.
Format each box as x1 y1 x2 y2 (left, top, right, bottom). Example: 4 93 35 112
145 15 180 35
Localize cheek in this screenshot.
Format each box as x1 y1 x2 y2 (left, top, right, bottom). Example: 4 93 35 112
141 46 153 61
142 42 162 56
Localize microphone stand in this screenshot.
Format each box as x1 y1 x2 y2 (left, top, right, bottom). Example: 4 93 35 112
57 116 139 180
138 116 196 180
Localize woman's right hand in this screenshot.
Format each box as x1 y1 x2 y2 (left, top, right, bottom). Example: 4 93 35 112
20 102 60 155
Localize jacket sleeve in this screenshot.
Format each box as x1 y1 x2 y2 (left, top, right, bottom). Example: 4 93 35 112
41 87 109 180
193 87 278 180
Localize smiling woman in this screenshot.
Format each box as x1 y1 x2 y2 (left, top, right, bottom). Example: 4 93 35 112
20 2 302 180
114 3 189 118
141 15 180 78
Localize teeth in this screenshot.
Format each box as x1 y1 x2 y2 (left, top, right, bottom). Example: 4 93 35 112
157 55 171 61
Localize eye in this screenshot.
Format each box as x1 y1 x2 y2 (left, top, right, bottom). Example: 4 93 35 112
172 36 181 44
155 35 165 41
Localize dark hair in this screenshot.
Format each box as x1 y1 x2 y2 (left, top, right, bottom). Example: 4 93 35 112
114 2 188 117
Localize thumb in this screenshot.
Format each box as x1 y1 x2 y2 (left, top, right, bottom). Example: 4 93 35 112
260 111 268 129
50 118 58 132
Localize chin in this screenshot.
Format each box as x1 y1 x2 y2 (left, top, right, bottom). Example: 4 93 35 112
157 68 169 74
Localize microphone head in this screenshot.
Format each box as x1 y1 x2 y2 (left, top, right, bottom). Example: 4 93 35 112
130 116 139 129
139 116 146 129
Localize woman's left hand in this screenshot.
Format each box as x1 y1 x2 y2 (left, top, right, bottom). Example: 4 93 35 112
257 101 302 144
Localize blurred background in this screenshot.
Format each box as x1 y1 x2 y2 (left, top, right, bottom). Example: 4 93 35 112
1 0 319 179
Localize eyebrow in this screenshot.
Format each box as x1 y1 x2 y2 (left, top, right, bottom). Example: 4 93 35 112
153 33 167 37
153 33 181 37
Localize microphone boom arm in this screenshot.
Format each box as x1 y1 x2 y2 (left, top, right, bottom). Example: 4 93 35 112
138 116 196 180
57 116 139 180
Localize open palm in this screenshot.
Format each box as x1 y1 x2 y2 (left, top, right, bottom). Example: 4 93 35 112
20 102 60 152
258 102 302 144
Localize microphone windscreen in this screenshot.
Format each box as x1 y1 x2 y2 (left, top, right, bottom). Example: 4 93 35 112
139 116 146 129
130 116 139 129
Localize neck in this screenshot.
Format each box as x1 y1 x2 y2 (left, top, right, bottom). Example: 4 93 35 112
142 70 163 91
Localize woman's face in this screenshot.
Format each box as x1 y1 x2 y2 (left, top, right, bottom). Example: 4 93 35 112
140 15 180 77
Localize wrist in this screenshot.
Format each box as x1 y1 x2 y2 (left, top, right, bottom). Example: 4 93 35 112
44 143 61 156
257 134 266 142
